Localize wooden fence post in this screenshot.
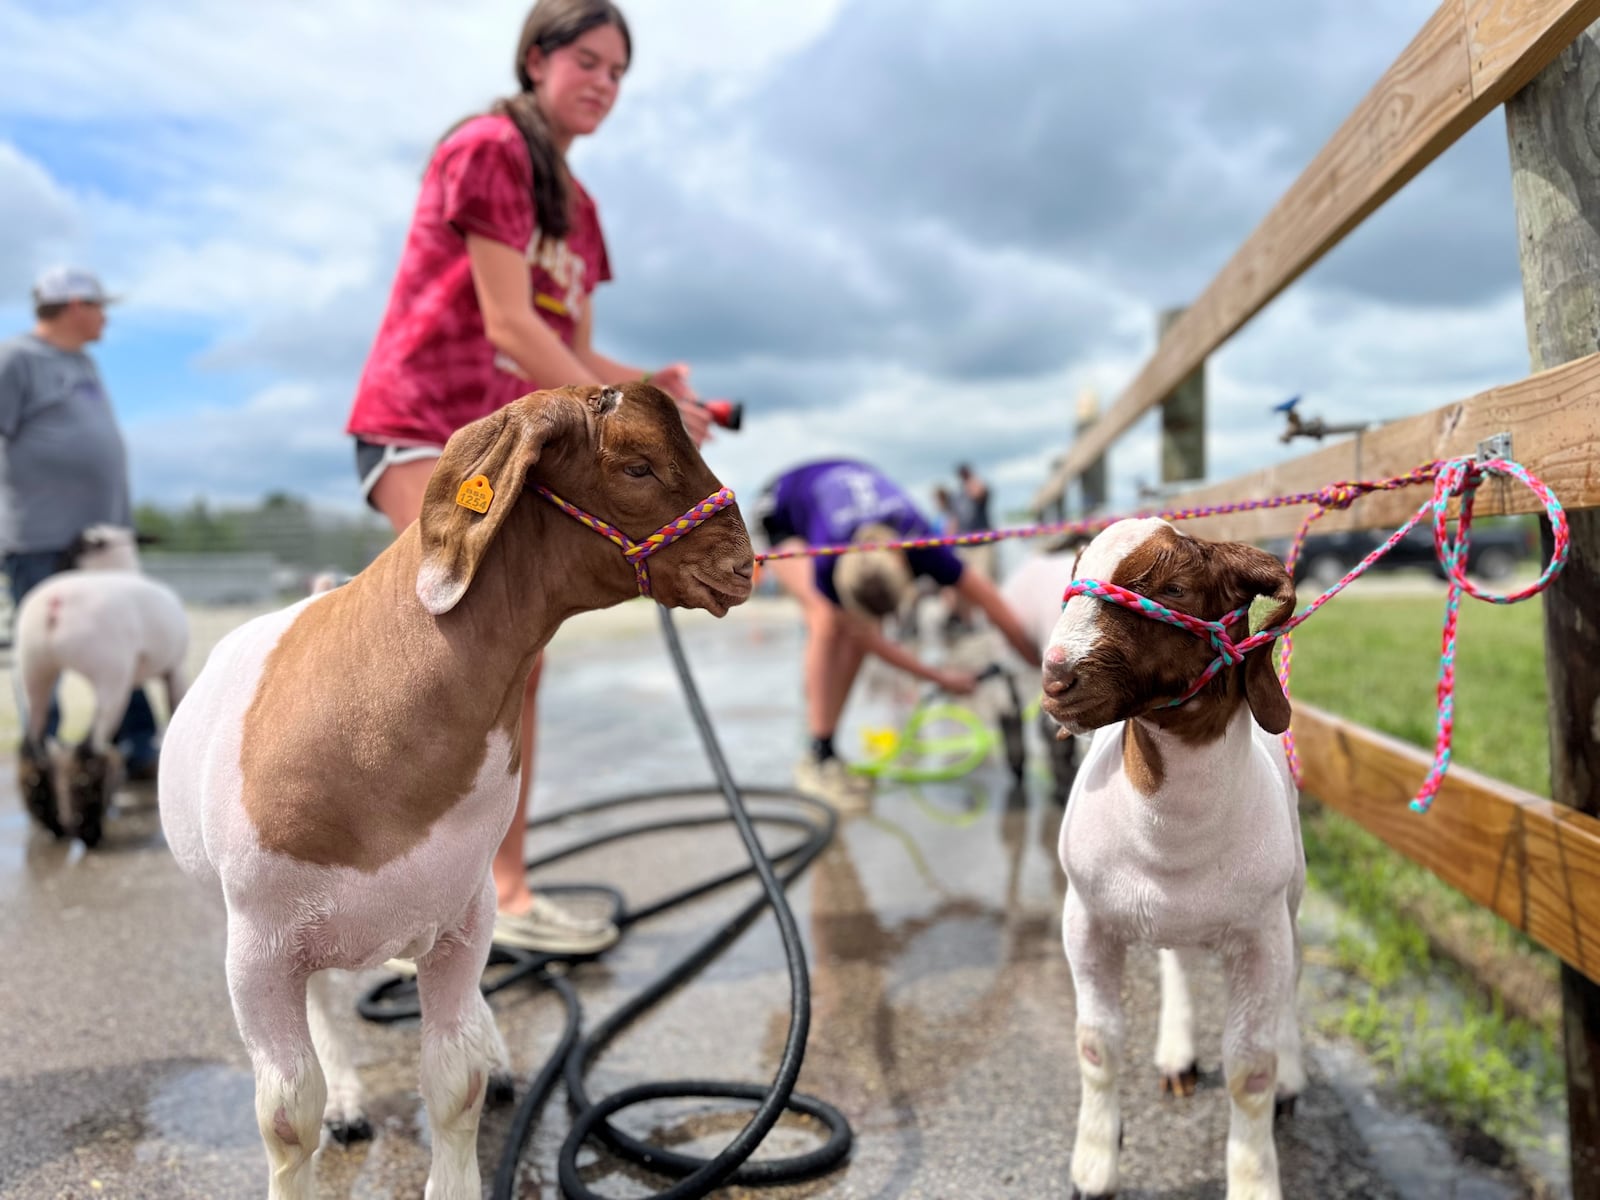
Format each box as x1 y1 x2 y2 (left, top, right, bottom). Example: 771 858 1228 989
1158 307 1206 485
1505 25 1600 1199
1075 387 1108 515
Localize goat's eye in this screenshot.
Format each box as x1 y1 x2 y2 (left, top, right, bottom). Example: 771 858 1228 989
1160 583 1185 599
623 462 652 479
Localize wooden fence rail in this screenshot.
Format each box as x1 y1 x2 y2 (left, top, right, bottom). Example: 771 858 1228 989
1155 349 1600 544
1295 705 1600 984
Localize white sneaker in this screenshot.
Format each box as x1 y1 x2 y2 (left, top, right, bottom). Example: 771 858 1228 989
493 895 619 955
793 755 874 813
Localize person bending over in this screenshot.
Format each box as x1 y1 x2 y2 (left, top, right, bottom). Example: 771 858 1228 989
755 459 1040 810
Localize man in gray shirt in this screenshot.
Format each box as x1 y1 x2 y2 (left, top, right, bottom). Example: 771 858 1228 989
1 266 157 776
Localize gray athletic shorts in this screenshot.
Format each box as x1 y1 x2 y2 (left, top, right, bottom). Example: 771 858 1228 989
353 438 444 509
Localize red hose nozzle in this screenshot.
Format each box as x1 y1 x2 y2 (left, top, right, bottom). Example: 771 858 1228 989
698 399 742 431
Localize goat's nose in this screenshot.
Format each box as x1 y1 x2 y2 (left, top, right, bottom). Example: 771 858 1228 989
731 557 754 580
1043 662 1077 697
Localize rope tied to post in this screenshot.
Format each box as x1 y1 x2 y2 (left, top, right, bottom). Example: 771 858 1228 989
1060 455 1570 812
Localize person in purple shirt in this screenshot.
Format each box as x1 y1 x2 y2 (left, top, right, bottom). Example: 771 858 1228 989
754 460 1040 810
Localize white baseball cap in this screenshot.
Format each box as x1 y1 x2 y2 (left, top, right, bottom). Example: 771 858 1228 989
31 266 119 307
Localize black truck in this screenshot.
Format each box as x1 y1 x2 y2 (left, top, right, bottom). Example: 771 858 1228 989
1266 518 1536 588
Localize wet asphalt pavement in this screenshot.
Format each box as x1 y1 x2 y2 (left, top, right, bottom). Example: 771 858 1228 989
0 599 1533 1198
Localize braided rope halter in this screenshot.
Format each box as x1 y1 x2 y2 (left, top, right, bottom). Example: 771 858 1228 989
1058 455 1569 813
533 484 737 597
1057 579 1258 711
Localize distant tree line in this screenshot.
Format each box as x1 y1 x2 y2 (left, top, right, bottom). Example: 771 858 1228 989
133 493 391 574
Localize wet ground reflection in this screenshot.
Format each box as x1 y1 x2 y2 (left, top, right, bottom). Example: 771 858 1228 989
0 601 1475 1197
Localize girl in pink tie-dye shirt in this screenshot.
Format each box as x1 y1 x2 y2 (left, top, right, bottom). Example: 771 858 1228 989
346 0 713 959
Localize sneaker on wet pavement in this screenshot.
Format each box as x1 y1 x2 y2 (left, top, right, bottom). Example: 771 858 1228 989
793 755 873 813
493 894 619 955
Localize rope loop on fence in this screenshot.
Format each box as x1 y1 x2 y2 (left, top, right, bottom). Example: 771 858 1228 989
1266 455 1567 811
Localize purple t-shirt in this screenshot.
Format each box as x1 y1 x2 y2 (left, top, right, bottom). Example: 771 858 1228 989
757 460 964 604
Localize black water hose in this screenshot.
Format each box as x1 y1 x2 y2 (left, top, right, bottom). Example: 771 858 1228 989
356 606 853 1198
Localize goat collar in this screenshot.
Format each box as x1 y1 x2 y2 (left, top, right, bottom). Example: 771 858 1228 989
1061 578 1267 708
534 484 736 597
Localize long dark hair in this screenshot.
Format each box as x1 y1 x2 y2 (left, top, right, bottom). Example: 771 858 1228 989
491 0 631 243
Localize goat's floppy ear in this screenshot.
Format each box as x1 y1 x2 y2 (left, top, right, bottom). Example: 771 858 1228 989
1213 542 1297 735
415 391 584 616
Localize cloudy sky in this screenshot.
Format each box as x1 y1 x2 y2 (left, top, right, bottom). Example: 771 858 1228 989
0 0 1538 529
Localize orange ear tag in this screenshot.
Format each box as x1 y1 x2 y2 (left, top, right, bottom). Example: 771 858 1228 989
455 474 494 514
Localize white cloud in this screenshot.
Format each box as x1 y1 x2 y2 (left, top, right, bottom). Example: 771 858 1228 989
0 143 80 294
0 0 1543 548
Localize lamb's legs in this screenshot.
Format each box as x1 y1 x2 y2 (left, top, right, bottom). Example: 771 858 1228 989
17 656 56 746
81 666 134 752
1064 888 1127 1199
71 669 133 845
1155 946 1205 1096
1219 914 1296 1200
416 881 511 1200
307 970 370 1143
226 934 325 1200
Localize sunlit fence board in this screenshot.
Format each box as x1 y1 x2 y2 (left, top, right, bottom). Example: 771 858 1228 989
1295 702 1600 983
1147 351 1600 543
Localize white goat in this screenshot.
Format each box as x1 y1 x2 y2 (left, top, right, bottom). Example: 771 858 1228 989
14 525 187 845
158 385 753 1200
1041 517 1303 1200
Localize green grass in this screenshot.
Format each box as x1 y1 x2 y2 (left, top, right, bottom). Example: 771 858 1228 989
1333 987 1563 1140
1286 589 1551 795
1284 587 1563 1145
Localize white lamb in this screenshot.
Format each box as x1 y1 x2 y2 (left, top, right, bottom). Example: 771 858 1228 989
14 526 188 845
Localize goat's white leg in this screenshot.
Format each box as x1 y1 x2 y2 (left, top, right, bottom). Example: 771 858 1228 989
416 882 507 1200
1219 913 1295 1200
1274 913 1306 1115
226 934 325 1200
306 970 370 1144
1155 946 1203 1096
1064 888 1127 1199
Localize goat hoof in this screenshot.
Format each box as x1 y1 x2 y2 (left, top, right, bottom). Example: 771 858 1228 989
1159 1062 1199 1098
77 820 104 849
1275 1093 1298 1120
326 1115 373 1144
1069 1189 1115 1199
487 1072 516 1107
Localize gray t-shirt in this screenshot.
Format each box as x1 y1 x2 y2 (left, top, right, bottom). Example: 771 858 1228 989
0 334 131 553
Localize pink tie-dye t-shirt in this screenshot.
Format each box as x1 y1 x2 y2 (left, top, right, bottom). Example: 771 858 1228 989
347 114 612 446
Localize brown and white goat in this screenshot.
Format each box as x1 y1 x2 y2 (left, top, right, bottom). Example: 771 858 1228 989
1042 517 1302 1200
158 384 753 1200
15 526 188 845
